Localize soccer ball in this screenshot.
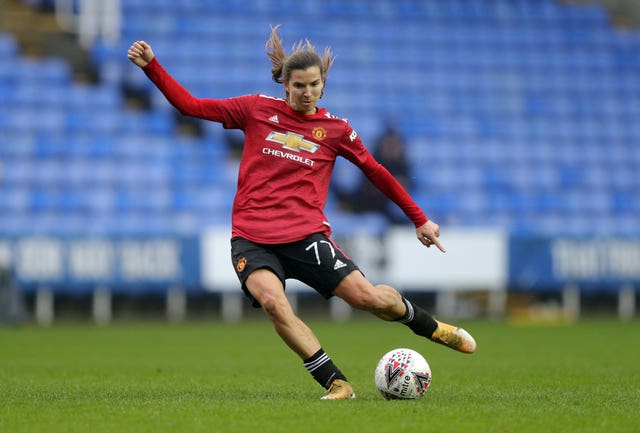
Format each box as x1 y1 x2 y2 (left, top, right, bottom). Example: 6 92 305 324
374 348 432 400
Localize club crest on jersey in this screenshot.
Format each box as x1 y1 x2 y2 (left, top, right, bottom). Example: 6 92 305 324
312 126 327 140
266 131 320 153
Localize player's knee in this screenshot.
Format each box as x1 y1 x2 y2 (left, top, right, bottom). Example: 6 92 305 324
343 285 382 311
361 284 402 311
246 270 289 318
257 292 282 315
257 291 295 326
335 274 397 312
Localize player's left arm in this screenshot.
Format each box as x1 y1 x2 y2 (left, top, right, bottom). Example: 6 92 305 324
341 126 445 252
361 160 445 252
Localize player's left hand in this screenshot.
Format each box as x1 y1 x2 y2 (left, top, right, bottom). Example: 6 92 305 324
416 220 446 252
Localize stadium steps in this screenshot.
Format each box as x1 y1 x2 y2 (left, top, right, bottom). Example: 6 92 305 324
1 0 61 55
0 0 97 82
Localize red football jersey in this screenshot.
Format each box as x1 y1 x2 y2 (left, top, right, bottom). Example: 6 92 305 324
144 58 427 243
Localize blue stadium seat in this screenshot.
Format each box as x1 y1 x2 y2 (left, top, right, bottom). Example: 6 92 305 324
0 33 18 56
3 0 639 237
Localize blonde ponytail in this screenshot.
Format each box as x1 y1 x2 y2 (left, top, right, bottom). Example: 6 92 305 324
265 25 335 85
265 25 287 84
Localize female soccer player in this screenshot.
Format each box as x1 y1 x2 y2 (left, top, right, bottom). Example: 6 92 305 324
127 26 476 400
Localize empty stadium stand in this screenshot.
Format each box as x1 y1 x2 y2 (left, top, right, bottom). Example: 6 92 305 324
1 0 639 238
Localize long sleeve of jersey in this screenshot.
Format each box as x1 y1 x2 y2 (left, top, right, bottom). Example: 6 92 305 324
142 58 205 116
355 153 428 228
142 57 248 127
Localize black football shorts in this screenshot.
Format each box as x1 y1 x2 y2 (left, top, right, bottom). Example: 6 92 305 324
230 233 361 307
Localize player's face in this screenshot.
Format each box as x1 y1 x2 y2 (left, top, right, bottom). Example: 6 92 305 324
284 66 324 115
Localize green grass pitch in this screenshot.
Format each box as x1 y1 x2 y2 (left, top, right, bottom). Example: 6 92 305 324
1 318 638 433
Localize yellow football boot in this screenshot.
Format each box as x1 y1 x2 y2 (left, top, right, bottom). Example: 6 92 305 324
430 320 477 354
320 379 356 400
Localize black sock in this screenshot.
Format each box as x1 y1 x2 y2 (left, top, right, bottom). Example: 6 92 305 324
396 297 439 338
303 348 347 389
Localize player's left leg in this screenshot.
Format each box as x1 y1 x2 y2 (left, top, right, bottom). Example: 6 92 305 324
333 271 477 354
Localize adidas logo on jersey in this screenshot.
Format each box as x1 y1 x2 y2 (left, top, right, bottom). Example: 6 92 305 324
334 259 347 270
269 115 279 123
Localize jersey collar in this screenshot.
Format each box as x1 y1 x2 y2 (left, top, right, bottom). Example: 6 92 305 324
283 100 327 118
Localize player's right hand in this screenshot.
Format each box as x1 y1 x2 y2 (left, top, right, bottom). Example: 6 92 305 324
127 40 155 68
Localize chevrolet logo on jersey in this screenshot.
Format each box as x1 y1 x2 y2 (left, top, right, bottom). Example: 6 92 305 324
266 131 320 153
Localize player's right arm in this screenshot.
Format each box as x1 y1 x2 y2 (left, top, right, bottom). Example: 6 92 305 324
126 40 248 125
127 40 206 118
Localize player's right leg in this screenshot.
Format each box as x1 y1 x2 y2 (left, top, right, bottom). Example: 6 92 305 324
230 237 354 399
245 269 355 399
245 268 321 358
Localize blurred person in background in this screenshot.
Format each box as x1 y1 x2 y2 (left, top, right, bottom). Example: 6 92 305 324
127 26 476 400
335 124 412 224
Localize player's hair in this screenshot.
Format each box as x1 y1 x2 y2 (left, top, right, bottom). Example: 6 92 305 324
265 25 334 92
